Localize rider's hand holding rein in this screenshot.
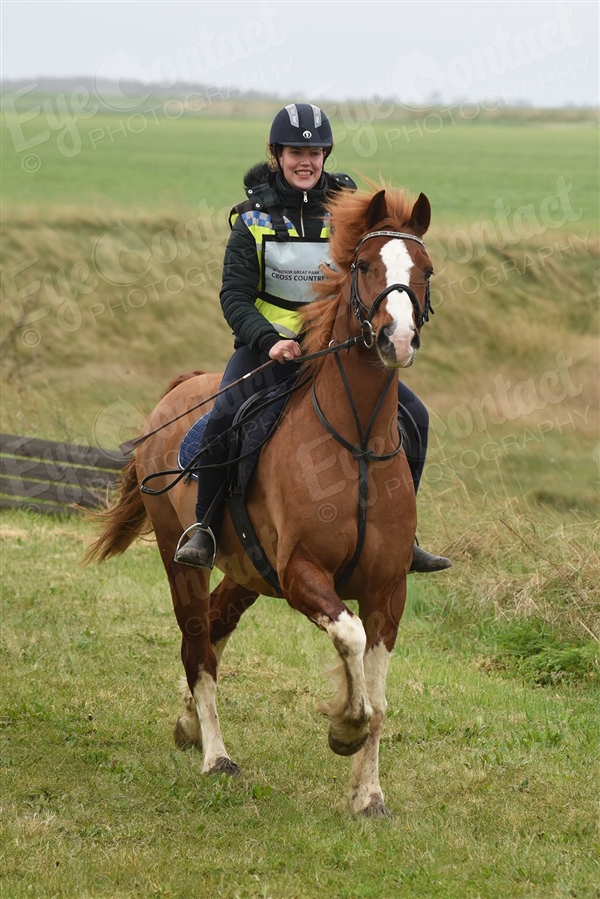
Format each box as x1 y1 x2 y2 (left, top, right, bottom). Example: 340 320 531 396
269 339 302 363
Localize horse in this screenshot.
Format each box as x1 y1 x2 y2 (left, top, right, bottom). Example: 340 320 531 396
86 184 435 817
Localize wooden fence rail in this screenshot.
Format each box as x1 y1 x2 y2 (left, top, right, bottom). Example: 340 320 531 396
0 433 126 516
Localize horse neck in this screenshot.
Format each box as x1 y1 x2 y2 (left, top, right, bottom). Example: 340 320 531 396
314 298 399 443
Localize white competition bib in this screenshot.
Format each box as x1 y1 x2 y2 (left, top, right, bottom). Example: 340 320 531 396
262 237 330 305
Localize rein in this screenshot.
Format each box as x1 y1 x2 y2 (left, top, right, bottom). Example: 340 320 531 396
139 227 434 588
120 334 367 456
138 335 368 497
139 372 310 496
125 231 431 457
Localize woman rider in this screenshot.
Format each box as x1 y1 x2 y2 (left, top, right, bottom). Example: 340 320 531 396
175 103 450 574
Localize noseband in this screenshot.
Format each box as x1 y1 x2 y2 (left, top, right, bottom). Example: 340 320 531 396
349 230 434 347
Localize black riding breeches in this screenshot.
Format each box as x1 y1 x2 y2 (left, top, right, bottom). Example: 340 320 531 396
194 347 429 531
194 346 300 529
397 379 429 493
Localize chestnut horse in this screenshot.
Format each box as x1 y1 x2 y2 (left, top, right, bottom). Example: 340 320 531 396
87 186 435 817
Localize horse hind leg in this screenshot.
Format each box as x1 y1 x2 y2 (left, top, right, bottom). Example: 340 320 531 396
174 634 234 750
174 574 258 776
192 663 241 776
163 556 238 775
208 573 259 647
174 678 202 748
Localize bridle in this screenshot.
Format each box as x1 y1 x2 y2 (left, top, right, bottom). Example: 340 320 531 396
349 230 434 348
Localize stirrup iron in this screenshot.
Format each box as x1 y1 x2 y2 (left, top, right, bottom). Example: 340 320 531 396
175 523 217 569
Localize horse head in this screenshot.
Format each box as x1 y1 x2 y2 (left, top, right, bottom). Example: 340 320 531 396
350 189 433 369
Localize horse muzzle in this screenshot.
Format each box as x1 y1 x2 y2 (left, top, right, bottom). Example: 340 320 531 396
376 323 419 368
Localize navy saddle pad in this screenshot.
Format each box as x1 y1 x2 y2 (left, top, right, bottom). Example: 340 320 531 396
178 413 210 478
177 377 297 498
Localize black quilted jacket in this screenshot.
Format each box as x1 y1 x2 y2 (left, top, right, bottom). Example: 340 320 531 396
219 163 355 354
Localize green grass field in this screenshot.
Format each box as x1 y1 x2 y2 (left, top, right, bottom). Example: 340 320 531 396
1 511 598 899
2 106 598 226
1 101 599 897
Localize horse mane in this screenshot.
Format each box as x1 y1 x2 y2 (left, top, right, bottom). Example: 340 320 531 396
301 182 416 372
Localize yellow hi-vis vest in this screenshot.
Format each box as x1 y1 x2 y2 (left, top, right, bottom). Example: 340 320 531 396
232 208 331 339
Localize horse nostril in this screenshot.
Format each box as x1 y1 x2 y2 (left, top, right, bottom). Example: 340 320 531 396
377 326 394 355
411 331 421 350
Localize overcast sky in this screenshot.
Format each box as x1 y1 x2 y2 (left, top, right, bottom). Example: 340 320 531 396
2 0 598 107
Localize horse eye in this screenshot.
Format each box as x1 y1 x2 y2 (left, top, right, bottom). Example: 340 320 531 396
357 261 369 274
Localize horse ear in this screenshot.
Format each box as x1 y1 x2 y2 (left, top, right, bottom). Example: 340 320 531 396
365 190 388 229
410 193 431 235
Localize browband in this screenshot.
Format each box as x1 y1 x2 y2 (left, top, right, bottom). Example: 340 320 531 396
353 230 425 255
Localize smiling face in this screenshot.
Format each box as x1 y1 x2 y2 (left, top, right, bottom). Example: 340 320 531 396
278 146 325 190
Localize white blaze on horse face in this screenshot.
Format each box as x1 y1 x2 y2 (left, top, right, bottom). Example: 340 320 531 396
379 240 416 364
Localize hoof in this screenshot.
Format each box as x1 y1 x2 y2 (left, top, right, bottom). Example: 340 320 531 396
328 730 369 757
174 716 201 749
206 756 241 777
359 796 391 818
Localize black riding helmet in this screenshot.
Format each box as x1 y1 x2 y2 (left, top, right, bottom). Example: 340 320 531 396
269 103 333 157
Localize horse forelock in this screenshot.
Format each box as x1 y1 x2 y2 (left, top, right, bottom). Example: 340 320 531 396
328 181 416 269
300 183 417 370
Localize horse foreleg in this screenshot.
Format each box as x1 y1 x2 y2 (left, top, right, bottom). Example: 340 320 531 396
349 579 406 817
317 611 374 756
165 559 238 775
281 547 373 756
349 641 391 816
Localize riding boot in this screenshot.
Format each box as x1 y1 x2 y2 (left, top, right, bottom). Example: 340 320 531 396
174 526 216 569
410 542 452 573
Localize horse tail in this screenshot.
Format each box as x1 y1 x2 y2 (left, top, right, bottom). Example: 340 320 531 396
84 370 206 564
83 456 151 564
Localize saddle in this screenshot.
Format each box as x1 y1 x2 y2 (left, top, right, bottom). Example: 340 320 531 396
178 374 299 497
